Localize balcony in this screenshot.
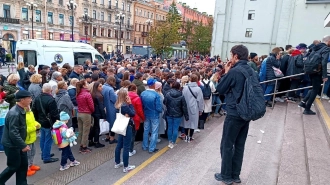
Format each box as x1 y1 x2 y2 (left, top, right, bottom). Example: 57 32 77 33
141 32 149 37
0 17 20 24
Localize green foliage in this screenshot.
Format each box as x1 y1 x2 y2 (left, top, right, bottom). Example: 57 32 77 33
148 2 181 57
190 21 213 55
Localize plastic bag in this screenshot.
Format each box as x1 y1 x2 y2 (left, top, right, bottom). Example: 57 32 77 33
99 119 110 135
0 101 10 126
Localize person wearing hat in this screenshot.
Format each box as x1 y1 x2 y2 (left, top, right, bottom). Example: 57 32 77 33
132 73 145 96
83 73 92 84
140 78 163 153
248 52 258 73
0 90 33 184
91 66 100 75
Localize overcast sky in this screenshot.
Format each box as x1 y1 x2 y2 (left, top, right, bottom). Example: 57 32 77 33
180 0 216 15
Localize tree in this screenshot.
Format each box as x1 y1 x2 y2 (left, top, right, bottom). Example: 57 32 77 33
190 22 213 55
181 20 194 48
148 1 181 57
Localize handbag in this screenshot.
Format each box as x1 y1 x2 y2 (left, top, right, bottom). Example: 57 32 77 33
99 119 109 135
111 107 130 136
38 97 52 125
272 66 284 78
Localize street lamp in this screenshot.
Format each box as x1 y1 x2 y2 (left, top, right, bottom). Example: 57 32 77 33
67 1 77 42
82 13 90 43
115 12 125 56
26 2 37 39
145 19 153 59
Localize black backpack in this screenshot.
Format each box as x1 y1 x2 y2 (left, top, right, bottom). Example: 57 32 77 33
202 81 212 100
304 48 325 74
236 66 266 121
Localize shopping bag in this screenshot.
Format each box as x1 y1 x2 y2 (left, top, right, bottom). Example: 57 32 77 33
0 101 9 126
111 108 130 136
99 119 110 135
272 66 284 78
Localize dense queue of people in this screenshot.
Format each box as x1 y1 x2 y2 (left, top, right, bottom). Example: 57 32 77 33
1 34 329 184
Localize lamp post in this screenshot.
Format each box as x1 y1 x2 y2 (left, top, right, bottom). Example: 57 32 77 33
67 1 77 42
26 2 37 39
115 12 125 56
145 19 153 59
82 13 90 44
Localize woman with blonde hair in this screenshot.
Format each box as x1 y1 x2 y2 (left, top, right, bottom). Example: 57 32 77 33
114 89 136 173
4 74 20 108
28 74 42 102
17 61 26 87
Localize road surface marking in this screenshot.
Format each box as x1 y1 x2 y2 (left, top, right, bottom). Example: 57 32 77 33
315 99 330 130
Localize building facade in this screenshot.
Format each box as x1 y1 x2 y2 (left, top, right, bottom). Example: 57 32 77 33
80 0 134 54
211 0 330 60
132 0 168 55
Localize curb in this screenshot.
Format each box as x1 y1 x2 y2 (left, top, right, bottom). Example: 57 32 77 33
314 99 330 147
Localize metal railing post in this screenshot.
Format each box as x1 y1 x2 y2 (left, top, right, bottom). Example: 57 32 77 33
272 79 278 109
321 81 326 101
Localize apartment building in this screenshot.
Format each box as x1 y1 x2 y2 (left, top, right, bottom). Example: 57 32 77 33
132 0 168 55
211 0 330 60
82 0 134 54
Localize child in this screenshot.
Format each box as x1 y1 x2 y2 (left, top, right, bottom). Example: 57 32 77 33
53 111 80 171
114 89 136 173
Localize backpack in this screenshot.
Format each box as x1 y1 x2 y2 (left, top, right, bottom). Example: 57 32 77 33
201 81 212 100
304 48 325 74
51 128 62 145
236 66 266 121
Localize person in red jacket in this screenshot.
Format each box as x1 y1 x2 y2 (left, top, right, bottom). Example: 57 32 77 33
76 79 94 153
127 84 145 157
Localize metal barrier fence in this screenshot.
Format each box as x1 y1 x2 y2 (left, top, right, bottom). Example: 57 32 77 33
211 73 326 109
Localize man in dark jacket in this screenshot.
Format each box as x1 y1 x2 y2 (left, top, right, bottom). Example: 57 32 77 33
264 47 281 107
69 65 83 80
0 90 33 185
299 36 330 115
132 73 145 96
215 45 253 185
32 83 59 163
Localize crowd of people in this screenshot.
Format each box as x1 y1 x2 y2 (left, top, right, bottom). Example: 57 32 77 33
1 34 330 185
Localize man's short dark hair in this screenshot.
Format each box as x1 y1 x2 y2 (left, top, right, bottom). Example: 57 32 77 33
42 65 50 70
285 45 292 51
91 73 99 81
230 45 249 61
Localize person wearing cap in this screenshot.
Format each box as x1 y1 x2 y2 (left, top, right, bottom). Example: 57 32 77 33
132 73 145 96
83 73 92 84
286 43 307 103
0 90 33 184
91 66 100 75
140 78 163 153
248 52 258 73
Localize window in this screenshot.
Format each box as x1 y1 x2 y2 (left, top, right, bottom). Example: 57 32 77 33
17 50 37 67
3 5 11 18
47 0 52 2
59 0 63 5
245 28 253 37
134 37 136 44
135 9 138 15
36 31 42 39
36 10 41 22
49 32 54 40
60 33 64 40
108 0 111 8
59 14 64 25
126 32 130 39
84 8 88 14
92 0 96 3
85 26 89 35
144 11 146 17
69 16 74 26
108 29 111 37
93 27 97 36
121 31 123 39
122 2 124 10
139 10 142 16
248 10 255 20
148 12 150 18
48 12 53 24
138 37 140 44
163 16 165 20
127 18 130 26
142 38 144 44
115 30 118 38
156 14 158 20
108 14 111 22
22 8 28 21
101 0 104 5
23 32 29 39
143 25 145 32
101 28 104 36
116 0 118 8
101 12 104 21
127 4 130 12
151 13 153 19
74 52 92 65
139 24 141 32
93 10 96 19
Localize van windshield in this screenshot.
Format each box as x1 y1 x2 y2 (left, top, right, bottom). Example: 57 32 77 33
16 50 37 67
74 52 92 65
95 54 104 63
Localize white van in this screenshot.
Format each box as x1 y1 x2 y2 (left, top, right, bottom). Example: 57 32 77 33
15 39 105 71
